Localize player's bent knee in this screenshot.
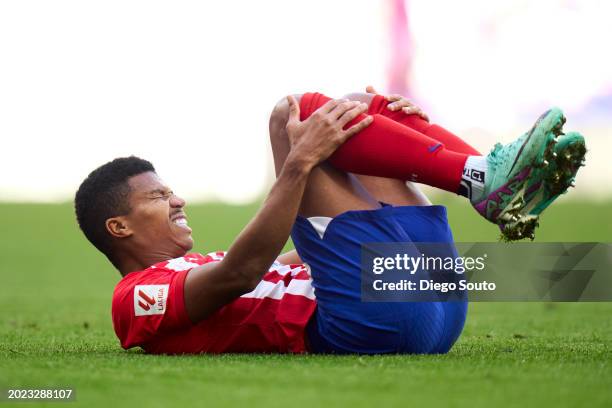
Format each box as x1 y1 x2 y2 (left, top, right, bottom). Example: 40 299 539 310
269 98 289 144
270 94 303 121
341 92 374 104
269 94 303 142
271 97 289 120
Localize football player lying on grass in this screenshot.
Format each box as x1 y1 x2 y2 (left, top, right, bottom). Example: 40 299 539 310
75 87 585 354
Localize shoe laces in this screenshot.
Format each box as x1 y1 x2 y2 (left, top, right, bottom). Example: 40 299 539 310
487 133 527 171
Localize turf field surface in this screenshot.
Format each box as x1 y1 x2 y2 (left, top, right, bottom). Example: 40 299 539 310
1 197 611 407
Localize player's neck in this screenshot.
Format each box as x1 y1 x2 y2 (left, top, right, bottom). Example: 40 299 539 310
116 251 176 276
117 258 147 276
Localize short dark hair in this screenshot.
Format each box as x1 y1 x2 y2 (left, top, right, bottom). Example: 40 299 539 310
75 156 155 265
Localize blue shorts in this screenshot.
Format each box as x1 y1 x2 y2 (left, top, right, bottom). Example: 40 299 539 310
291 204 467 354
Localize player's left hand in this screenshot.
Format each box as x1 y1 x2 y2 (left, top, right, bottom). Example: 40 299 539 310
365 85 429 122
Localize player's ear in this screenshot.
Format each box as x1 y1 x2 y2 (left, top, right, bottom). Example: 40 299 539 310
105 216 133 239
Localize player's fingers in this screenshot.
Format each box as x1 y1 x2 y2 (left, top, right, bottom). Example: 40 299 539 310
388 100 413 111
286 95 301 124
365 85 378 94
387 97 416 111
402 106 429 121
338 102 368 127
402 106 419 115
319 98 344 114
386 94 402 102
344 115 373 137
329 100 360 119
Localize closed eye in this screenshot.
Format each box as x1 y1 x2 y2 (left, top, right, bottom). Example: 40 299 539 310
149 190 173 200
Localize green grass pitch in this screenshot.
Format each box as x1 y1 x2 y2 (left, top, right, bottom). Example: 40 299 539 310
1 197 611 407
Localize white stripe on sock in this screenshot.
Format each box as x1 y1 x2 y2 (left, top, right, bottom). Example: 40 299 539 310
462 156 487 202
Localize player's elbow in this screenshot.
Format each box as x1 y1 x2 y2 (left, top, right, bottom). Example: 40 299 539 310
230 263 264 294
241 277 260 294
233 275 260 295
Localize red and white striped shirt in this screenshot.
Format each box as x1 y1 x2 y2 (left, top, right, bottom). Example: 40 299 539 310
111 252 316 354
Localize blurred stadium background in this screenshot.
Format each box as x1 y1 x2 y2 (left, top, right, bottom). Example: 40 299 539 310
0 0 611 203
1 1 610 407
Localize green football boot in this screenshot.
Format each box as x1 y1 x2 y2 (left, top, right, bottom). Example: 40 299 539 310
523 131 586 218
471 108 565 241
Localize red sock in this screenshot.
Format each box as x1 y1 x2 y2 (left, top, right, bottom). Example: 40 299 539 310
368 94 482 156
300 92 469 193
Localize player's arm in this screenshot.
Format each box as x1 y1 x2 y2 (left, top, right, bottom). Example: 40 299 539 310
183 97 373 323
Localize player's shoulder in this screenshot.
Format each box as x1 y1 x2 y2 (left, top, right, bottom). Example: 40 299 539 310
113 251 227 295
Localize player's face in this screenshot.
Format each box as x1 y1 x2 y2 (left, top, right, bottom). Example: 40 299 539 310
126 171 194 256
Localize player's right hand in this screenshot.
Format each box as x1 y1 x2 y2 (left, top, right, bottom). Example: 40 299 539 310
285 95 373 169
365 85 429 122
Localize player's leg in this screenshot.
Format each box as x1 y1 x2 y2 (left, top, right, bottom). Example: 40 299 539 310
352 175 432 206
353 92 480 207
352 91 587 236
333 92 433 207
345 91 473 207
364 92 482 156
337 92 480 208
344 91 478 206
269 95 381 218
300 92 566 240
270 96 464 354
299 92 468 193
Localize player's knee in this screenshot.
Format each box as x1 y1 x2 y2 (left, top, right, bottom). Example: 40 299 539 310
269 99 289 145
341 92 374 104
270 97 290 128
269 94 302 140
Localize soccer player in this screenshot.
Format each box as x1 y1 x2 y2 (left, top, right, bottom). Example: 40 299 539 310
75 89 585 354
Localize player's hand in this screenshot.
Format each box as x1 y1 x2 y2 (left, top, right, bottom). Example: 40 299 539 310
365 85 429 122
284 95 373 168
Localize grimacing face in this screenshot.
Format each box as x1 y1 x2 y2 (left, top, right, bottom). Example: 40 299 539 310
106 171 194 258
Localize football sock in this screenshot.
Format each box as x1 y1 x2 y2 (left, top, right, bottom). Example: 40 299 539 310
368 94 482 156
300 92 469 194
367 94 487 201
459 155 487 202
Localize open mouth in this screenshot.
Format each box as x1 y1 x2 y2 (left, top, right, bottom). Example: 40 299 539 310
171 215 192 232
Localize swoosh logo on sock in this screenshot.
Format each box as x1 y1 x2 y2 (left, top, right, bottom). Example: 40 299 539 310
428 143 442 153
